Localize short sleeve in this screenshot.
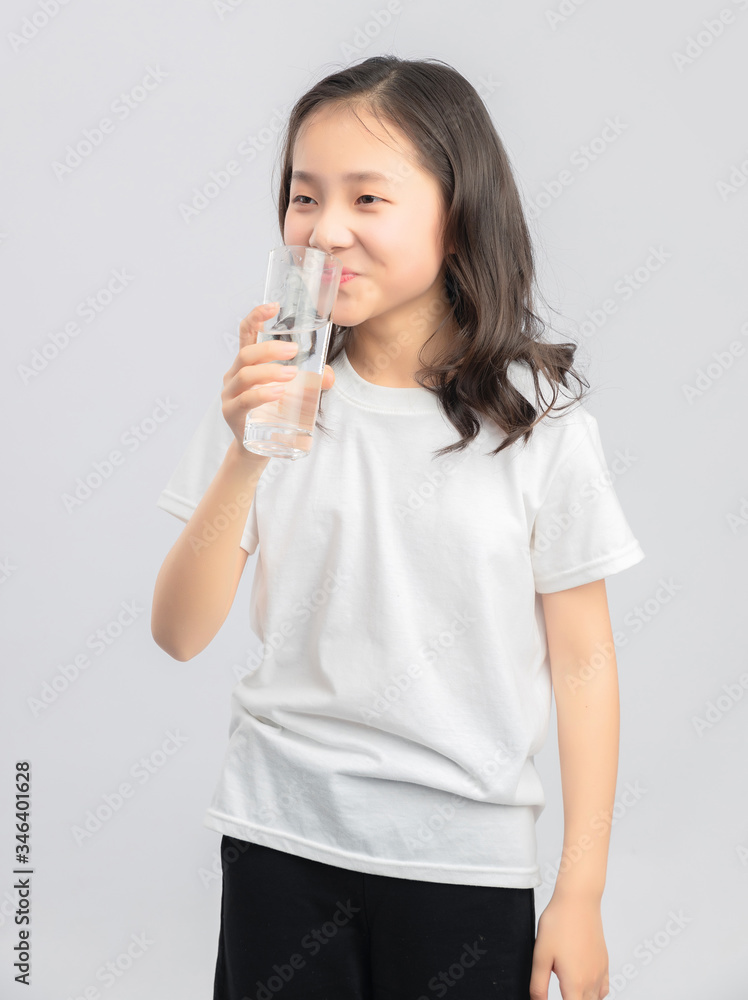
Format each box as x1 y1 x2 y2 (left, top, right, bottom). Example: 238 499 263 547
530 416 645 593
155 390 258 555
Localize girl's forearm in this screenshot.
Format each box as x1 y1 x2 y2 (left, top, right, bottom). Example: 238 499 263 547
551 650 620 902
151 439 268 661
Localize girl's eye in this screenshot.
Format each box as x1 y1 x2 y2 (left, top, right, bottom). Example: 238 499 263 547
291 195 382 206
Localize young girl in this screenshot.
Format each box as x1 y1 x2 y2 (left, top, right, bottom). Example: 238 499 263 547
153 55 644 1000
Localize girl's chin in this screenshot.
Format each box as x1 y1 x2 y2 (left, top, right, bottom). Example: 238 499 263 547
331 307 363 328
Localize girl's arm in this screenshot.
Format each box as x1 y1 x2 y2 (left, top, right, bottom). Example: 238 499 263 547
151 440 268 661
543 577 619 899
531 578 618 999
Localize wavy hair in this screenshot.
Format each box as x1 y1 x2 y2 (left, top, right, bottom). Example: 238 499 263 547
273 55 590 458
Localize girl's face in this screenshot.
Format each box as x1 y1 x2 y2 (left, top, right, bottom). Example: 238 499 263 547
284 105 451 333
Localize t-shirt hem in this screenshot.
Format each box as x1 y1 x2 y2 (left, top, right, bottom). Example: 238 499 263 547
203 809 541 889
534 539 645 594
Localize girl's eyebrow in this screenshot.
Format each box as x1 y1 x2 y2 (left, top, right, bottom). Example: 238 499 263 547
291 170 393 185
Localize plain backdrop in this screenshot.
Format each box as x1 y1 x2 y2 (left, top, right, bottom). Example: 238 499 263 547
2 1 747 997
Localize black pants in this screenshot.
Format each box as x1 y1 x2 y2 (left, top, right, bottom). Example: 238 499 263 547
213 834 536 1000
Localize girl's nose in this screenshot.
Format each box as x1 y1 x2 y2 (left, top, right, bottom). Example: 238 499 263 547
309 214 352 256
310 234 346 256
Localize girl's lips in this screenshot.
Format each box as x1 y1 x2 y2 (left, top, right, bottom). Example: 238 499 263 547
322 271 357 284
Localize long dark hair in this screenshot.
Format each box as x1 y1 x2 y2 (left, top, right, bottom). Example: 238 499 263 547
274 55 590 458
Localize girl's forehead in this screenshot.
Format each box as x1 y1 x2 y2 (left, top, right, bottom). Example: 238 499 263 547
296 106 413 158
291 145 421 190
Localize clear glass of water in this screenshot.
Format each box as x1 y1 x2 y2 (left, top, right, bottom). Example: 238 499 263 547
244 246 343 460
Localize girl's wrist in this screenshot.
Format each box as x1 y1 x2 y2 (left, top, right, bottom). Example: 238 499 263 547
227 437 271 474
550 882 604 906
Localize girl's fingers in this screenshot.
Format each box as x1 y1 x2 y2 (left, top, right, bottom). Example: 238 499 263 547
238 301 279 352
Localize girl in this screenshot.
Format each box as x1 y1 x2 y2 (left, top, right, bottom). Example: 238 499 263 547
153 55 645 1000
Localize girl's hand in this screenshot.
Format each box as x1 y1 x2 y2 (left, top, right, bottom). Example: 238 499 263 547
530 893 610 1000
221 302 337 453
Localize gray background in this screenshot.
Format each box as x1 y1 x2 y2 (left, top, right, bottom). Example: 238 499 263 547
3 1 747 997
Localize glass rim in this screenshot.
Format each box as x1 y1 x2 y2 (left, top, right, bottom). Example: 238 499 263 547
270 244 342 269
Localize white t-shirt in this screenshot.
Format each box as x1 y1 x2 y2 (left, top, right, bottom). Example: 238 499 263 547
156 346 645 888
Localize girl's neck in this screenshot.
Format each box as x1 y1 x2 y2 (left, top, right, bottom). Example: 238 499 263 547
345 313 455 388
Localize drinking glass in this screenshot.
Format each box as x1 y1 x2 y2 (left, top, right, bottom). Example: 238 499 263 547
243 245 342 459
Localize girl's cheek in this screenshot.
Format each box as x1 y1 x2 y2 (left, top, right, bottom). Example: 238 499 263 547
374 220 404 244
283 221 303 243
